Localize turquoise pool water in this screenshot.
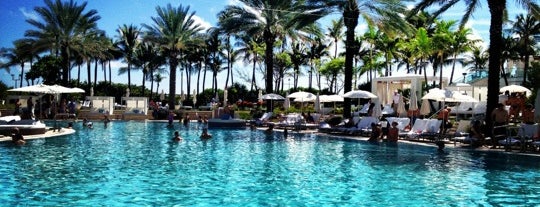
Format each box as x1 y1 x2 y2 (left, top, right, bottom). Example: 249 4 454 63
1 121 540 206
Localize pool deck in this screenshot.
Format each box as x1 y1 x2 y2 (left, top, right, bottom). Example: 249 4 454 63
265 127 540 157
0 128 75 143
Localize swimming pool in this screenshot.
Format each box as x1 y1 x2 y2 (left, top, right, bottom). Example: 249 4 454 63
1 121 539 206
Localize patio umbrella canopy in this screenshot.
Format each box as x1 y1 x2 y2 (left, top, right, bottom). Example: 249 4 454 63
287 91 316 102
342 90 377 99
261 93 285 100
8 84 85 94
319 95 344 102
500 84 532 95
422 88 477 103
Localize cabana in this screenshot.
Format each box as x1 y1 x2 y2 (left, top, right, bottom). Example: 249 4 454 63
372 75 448 105
85 96 114 119
121 97 148 120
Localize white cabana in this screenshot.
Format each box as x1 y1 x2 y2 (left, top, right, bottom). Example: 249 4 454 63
372 75 448 105
122 97 148 115
86 96 114 115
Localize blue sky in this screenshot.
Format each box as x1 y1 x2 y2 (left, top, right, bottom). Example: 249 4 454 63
0 0 526 94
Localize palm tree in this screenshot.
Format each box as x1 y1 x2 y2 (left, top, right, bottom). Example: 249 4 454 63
463 45 489 71
513 13 540 84
431 20 455 88
236 34 263 91
327 18 344 58
410 0 539 138
320 0 411 118
448 27 478 84
306 37 329 90
500 35 520 86
25 0 101 85
1 40 35 87
144 4 203 109
116 24 141 91
219 0 327 111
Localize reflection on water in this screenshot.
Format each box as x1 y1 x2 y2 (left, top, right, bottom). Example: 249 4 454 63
0 121 539 206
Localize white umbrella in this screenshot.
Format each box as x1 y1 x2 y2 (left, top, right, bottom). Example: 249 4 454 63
126 88 130 97
535 89 540 122
287 91 315 102
90 87 94 97
192 89 197 106
372 98 382 118
422 88 477 103
396 95 406 117
342 90 377 99
500 84 532 95
223 89 228 106
409 91 418 111
319 95 344 102
261 93 284 100
420 99 431 115
9 84 85 94
160 90 165 101
258 89 263 103
314 93 321 113
8 84 55 93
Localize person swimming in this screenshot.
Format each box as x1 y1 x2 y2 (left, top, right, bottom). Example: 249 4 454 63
200 128 212 139
11 127 25 145
172 131 182 141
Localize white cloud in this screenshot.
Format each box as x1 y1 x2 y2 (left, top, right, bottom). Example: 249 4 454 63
19 7 39 21
192 15 212 31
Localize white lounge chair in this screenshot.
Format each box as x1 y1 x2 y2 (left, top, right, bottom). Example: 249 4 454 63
254 112 273 126
347 117 379 135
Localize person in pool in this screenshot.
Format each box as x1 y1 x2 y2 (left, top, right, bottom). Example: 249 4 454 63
368 123 382 142
200 128 212 139
11 127 25 145
265 124 274 135
386 121 399 143
172 131 182 141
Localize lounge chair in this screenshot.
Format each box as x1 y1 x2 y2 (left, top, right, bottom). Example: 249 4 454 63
385 117 410 138
405 119 429 139
450 120 471 142
253 112 273 126
328 116 361 134
347 116 379 135
418 119 443 141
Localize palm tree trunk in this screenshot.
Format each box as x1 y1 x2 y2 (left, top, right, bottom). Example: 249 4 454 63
87 61 92 88
449 54 457 84
141 72 146 97
501 64 509 86
127 63 131 91
263 27 275 112
19 64 24 88
94 59 98 87
77 64 81 86
108 61 112 86
485 0 505 138
343 0 359 118
169 54 178 109
251 57 257 91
